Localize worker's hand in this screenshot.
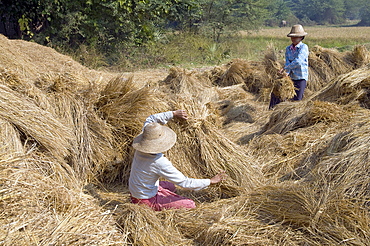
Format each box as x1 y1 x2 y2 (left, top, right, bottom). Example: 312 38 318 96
210 170 228 184
173 109 188 120
278 68 288 77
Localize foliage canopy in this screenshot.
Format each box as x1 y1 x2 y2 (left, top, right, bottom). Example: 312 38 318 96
0 0 369 68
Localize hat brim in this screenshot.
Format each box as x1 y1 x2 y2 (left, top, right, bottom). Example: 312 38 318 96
287 32 307 37
132 125 177 153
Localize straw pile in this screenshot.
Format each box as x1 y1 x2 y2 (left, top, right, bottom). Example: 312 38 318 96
161 195 306 245
271 76 296 101
215 84 255 125
0 34 113 83
96 75 168 182
155 67 264 199
217 58 251 87
245 98 369 183
166 97 264 199
0 84 73 158
162 66 213 95
115 203 191 246
208 59 270 96
250 180 370 245
261 99 360 135
2 33 370 245
0 35 128 245
313 64 370 108
249 119 370 245
308 45 370 92
344 44 370 69
1 156 125 245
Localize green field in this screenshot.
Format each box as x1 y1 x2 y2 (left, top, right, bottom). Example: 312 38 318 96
118 25 370 70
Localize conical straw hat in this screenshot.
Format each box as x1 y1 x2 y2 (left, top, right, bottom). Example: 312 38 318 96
287 24 307 37
132 122 177 153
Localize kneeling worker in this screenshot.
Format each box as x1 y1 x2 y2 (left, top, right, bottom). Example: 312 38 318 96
129 109 227 211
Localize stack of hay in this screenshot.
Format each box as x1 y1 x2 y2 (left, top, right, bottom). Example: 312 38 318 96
207 58 270 96
308 45 370 92
2 32 370 246
249 119 370 245
0 36 128 244
263 46 296 102
313 64 370 108
155 67 265 199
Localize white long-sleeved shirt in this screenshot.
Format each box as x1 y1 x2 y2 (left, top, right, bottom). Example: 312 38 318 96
129 111 211 199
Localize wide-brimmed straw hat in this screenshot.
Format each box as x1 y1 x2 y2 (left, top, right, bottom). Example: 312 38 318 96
287 24 307 37
132 122 177 153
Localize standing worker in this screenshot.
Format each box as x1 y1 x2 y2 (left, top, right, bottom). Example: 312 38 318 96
129 109 227 211
269 24 309 109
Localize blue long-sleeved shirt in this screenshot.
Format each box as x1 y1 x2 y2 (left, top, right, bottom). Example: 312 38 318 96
284 42 309 80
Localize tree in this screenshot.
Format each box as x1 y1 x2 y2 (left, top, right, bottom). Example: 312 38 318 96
264 0 292 26
343 0 362 20
201 0 270 41
0 0 203 47
357 0 370 26
285 0 345 24
0 0 49 39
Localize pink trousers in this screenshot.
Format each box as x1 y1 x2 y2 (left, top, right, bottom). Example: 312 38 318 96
130 181 196 211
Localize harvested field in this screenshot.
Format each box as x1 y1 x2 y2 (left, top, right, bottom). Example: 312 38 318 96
1 33 370 245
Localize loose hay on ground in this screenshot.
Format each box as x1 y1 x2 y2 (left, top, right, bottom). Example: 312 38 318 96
250 180 370 245
115 203 191 246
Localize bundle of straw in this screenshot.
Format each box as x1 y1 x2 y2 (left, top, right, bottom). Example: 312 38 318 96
48 92 118 181
299 120 370 199
214 84 256 124
162 67 212 95
313 64 370 108
262 101 308 135
35 72 91 94
0 118 24 156
0 158 124 245
344 45 370 68
165 195 305 245
96 76 166 182
0 67 52 111
300 100 353 125
246 131 313 179
243 61 271 95
263 43 284 79
250 179 370 245
262 100 357 135
308 52 332 91
308 45 355 92
166 95 264 199
218 59 251 87
271 76 296 101
311 46 353 77
205 65 228 85
255 102 368 182
115 203 190 246
0 84 73 158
